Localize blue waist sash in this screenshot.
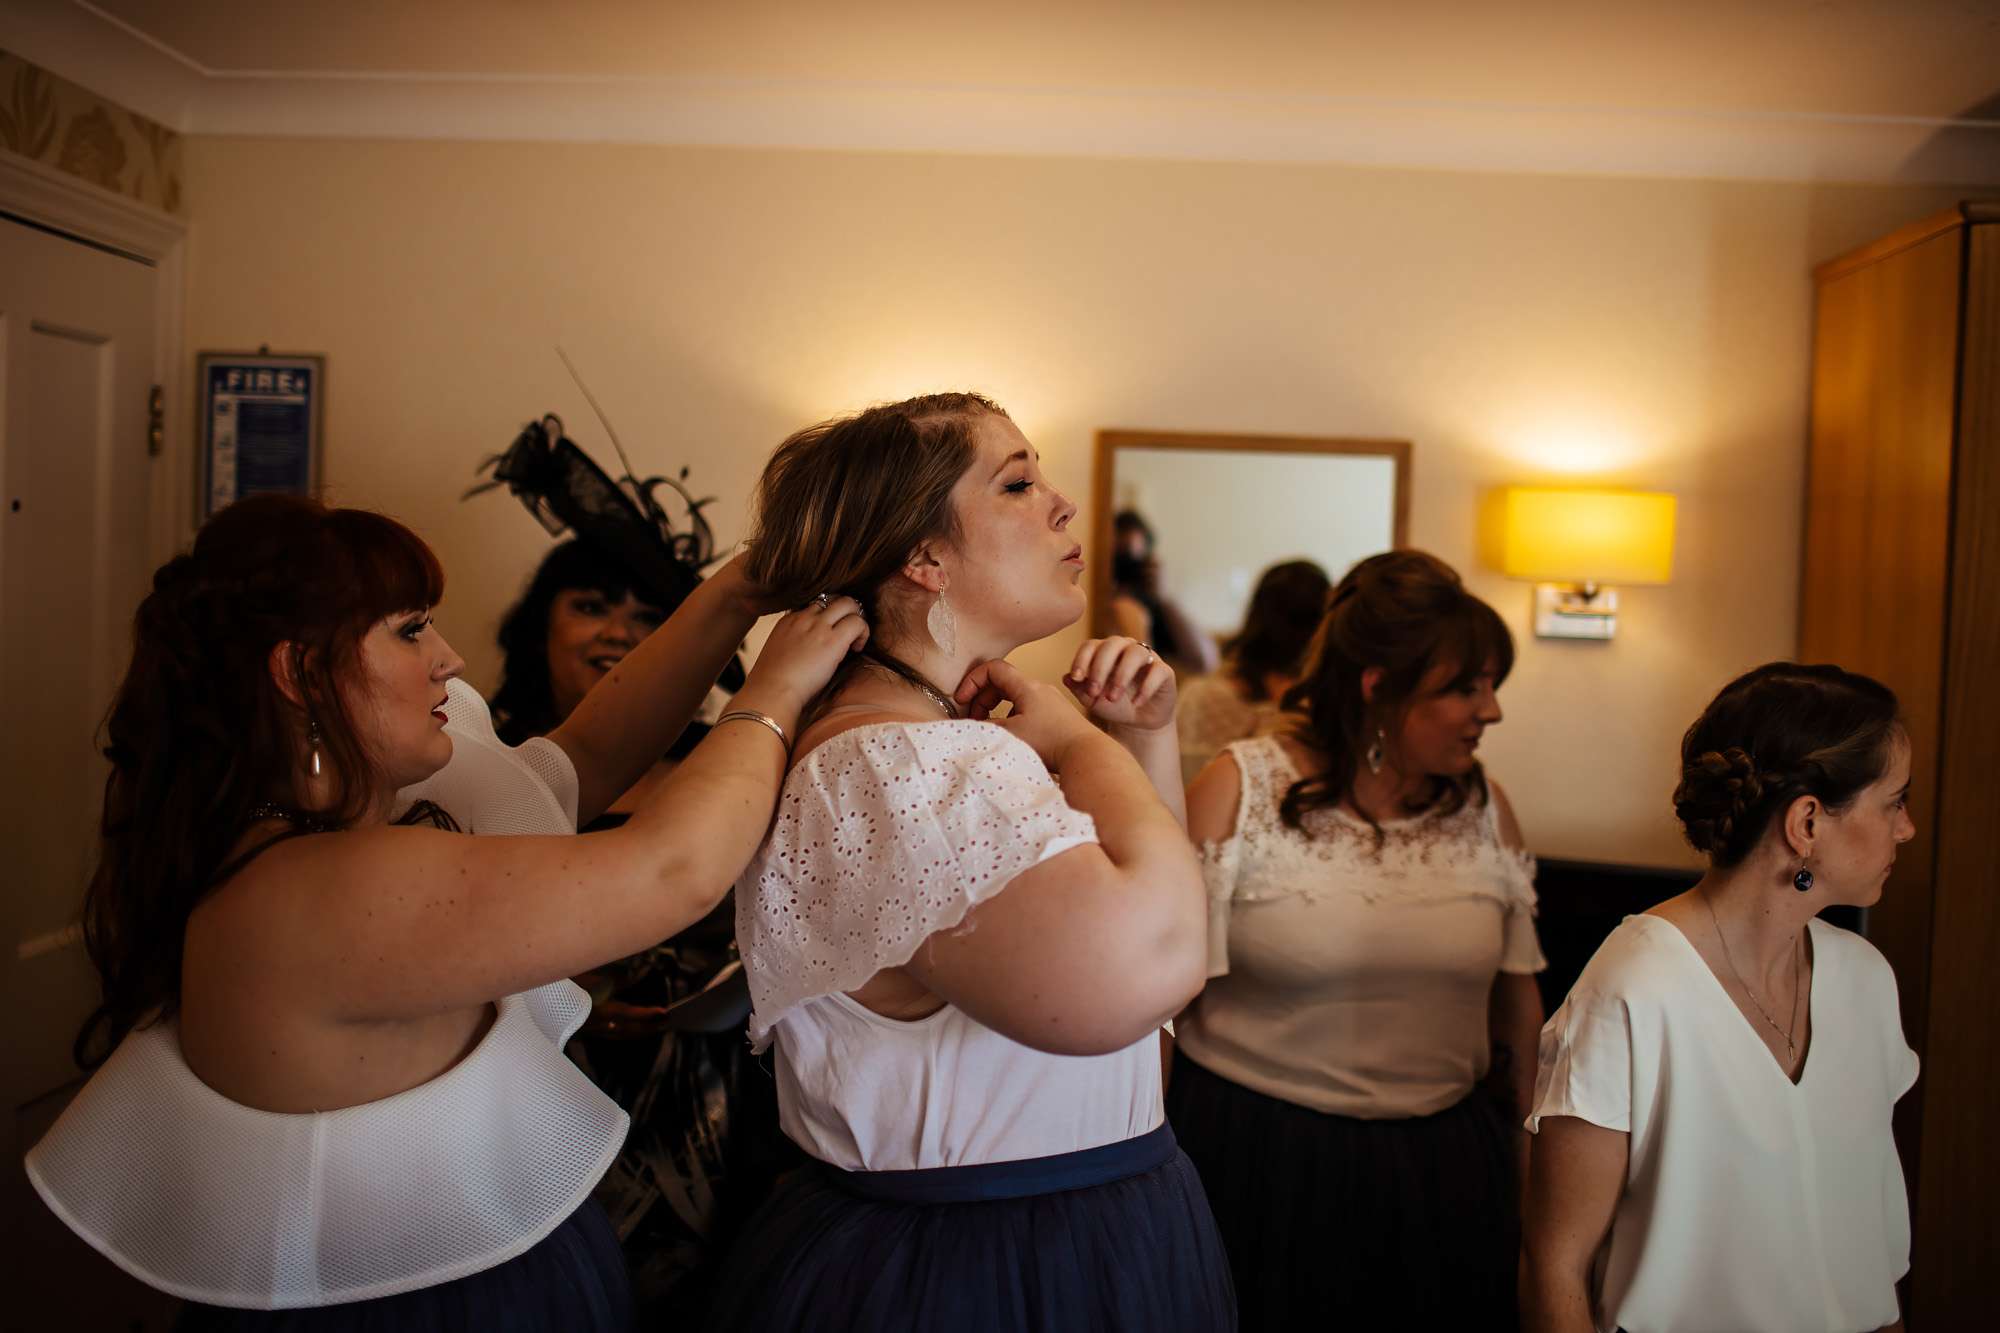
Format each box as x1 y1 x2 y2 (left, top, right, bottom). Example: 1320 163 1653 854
822 1122 1178 1204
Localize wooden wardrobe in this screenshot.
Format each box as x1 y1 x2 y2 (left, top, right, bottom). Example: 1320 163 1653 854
1802 201 1998 1327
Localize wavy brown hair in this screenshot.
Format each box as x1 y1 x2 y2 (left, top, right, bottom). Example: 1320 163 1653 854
744 392 1004 715
1672 662 1902 868
1278 549 1513 836
76 494 447 1066
1225 559 1332 702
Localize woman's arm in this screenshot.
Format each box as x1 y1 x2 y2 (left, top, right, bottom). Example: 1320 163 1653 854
1521 1116 1627 1333
200 600 866 1023
898 661 1207 1056
548 553 772 826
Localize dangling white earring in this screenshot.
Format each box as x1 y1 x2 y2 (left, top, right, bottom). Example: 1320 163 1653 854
927 589 958 658
1365 727 1386 776
308 719 324 779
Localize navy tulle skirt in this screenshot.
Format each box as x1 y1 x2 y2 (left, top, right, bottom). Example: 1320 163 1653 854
173 1200 630 1332
706 1122 1236 1331
1168 1052 1519 1332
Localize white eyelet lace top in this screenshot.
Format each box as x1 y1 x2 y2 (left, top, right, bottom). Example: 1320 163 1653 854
26 679 627 1309
1176 735 1544 1118
737 720 1164 1172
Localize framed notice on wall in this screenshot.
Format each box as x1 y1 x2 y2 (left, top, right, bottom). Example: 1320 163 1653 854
199 352 324 517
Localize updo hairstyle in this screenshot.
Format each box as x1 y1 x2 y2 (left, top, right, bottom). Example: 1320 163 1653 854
1672 662 1902 867
743 391 1005 710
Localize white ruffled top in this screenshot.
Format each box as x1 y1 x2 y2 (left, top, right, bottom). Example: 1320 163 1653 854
737 720 1164 1172
1176 735 1544 1118
26 679 628 1308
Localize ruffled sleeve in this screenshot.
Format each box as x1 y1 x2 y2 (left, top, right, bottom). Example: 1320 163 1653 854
1526 987 1632 1133
738 721 1100 1052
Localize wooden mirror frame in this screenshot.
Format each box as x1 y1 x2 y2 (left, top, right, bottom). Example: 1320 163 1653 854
1088 428 1412 639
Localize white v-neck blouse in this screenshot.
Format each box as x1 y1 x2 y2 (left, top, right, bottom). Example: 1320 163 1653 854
1530 914 1917 1333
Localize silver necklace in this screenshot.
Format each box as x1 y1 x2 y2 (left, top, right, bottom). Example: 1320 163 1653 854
1702 892 1802 1059
909 675 960 719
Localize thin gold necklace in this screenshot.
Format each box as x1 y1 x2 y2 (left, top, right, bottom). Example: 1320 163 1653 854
1702 891 1802 1059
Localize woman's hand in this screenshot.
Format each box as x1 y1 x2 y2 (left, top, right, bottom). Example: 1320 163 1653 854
953 658 1100 771
733 596 867 718
1064 636 1176 733
710 550 796 618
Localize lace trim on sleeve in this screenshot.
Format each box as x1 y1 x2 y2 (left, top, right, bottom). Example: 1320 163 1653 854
1218 736 1532 912
738 721 1100 1051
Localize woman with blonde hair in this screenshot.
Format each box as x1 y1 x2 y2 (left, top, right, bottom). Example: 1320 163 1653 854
707 393 1233 1331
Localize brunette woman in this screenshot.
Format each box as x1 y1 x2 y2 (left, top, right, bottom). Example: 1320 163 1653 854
1523 664 1916 1333
1174 549 1544 1329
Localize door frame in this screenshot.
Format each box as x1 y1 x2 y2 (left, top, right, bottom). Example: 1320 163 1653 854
0 149 191 566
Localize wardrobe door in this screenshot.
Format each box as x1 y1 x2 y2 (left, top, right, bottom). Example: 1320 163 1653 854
1920 218 2000 1324
1801 223 1960 1117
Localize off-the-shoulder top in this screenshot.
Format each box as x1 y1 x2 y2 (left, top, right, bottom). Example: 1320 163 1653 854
26 679 626 1308
736 720 1163 1172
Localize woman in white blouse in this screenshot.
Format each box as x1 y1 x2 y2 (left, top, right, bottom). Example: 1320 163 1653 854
1524 662 1917 1333
1176 549 1546 1330
27 494 864 1327
708 393 1232 1331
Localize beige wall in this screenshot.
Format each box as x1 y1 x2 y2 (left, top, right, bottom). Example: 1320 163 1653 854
181 137 1962 866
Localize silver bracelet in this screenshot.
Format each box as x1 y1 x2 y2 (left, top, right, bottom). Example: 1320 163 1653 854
716 709 790 749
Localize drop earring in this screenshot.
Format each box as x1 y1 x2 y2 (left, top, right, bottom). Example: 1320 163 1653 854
1793 860 1814 893
927 589 958 658
308 719 323 779
1365 728 1387 776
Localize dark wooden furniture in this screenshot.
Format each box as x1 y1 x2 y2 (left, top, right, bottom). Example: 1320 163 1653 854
1802 200 2000 1328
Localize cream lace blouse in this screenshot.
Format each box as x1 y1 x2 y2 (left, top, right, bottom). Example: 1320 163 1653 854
1177 735 1544 1118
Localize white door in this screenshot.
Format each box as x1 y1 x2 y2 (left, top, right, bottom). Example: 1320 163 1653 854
0 215 159 1114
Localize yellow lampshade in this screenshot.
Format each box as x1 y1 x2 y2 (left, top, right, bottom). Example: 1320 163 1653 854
1499 487 1676 585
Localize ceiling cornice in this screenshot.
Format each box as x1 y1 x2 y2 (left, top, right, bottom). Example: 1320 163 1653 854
7 0 1996 186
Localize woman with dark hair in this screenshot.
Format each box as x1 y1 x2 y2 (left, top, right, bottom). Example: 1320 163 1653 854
1173 548 1545 1329
707 393 1233 1331
492 540 678 751
487 538 786 1316
25 493 864 1328
1523 663 1916 1333
1176 559 1332 783
1106 508 1221 676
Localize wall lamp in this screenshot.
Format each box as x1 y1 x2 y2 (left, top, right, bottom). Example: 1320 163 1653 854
1497 487 1676 640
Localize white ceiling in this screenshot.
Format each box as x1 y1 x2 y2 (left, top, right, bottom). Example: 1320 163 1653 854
8 0 2000 184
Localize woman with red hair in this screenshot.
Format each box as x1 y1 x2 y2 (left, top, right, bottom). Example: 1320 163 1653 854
27 493 863 1329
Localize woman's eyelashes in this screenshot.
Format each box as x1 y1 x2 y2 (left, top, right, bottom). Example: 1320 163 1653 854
397 614 432 642
1004 477 1033 495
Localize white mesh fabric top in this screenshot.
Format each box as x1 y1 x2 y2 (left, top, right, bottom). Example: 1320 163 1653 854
1176 736 1545 1118
25 681 627 1308
738 721 1164 1171
398 677 579 833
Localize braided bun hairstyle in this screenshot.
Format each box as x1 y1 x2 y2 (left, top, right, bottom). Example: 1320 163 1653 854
76 494 444 1066
1672 662 1901 867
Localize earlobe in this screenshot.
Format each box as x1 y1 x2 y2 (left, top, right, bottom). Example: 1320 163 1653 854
901 545 949 596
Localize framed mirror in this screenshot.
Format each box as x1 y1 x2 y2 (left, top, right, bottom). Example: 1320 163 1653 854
1089 429 1410 670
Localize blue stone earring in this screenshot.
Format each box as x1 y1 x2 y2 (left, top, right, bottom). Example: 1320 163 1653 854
1794 862 1814 893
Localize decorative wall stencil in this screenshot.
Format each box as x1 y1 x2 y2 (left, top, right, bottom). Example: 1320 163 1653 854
0 49 183 214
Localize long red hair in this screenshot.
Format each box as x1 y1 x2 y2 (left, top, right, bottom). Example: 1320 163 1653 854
76 494 445 1066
